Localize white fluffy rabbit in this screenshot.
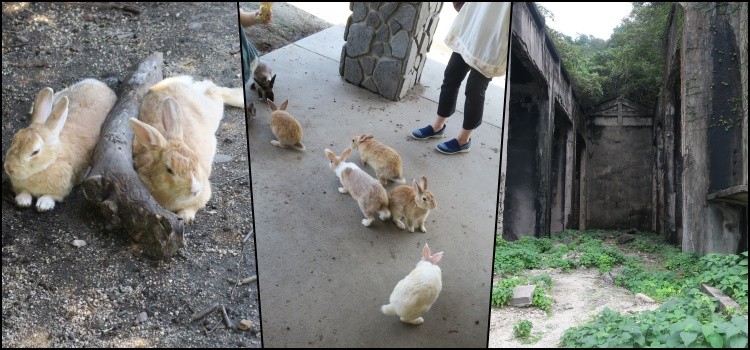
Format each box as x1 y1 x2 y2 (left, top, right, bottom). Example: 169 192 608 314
381 243 443 325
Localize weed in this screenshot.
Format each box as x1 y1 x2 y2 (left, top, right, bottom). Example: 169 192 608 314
514 319 533 339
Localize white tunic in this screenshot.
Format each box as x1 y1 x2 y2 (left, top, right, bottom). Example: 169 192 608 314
444 2 512 78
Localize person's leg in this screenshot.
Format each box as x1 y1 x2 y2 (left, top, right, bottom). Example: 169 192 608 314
461 68 492 131
434 52 472 129
411 52 470 139
436 68 492 154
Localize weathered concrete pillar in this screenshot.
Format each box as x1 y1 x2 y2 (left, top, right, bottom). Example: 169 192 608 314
340 2 443 101
680 3 747 254
564 127 575 228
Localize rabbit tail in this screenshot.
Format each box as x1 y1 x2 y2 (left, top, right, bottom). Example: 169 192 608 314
394 177 406 184
378 206 391 221
381 304 396 316
294 142 306 152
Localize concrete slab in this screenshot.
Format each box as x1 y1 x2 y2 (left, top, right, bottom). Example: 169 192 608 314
249 18 505 350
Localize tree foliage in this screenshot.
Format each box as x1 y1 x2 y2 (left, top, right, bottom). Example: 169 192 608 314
538 2 673 110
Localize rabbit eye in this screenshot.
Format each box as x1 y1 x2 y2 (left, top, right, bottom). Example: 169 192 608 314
31 149 40 156
166 166 174 175
422 197 427 202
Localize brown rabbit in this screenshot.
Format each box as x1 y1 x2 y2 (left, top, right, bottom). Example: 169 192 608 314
388 176 437 233
250 62 275 102
268 99 305 151
350 134 405 185
3 79 116 211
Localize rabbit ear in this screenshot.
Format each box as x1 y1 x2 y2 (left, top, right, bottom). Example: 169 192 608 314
129 118 167 149
253 77 264 87
420 176 428 190
341 147 352 160
422 243 431 260
325 149 337 161
279 99 289 111
267 100 278 111
270 74 276 87
161 98 183 140
412 178 420 192
45 96 69 137
357 135 367 142
31 87 55 124
430 251 444 264
364 134 374 141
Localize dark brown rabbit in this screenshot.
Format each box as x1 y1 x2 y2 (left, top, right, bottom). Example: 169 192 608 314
251 62 275 102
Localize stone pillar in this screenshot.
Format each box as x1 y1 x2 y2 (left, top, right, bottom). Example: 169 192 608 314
339 2 443 101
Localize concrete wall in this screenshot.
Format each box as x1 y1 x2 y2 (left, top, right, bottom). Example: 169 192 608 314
586 97 654 231
500 3 587 239
654 5 684 244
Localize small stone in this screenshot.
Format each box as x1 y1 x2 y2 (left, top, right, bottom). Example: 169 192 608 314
238 319 253 331
16 35 29 43
616 234 636 244
135 311 148 324
510 285 536 307
213 154 233 163
119 285 133 294
70 44 84 53
700 284 742 313
72 240 86 248
635 293 655 303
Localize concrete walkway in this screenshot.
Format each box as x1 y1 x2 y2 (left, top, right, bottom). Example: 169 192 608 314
248 21 505 347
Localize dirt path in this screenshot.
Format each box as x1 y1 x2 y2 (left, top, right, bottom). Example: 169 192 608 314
488 268 659 348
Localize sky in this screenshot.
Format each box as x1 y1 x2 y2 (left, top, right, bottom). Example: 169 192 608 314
536 2 634 40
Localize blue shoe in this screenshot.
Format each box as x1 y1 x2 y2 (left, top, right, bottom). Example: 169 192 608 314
410 124 446 140
436 138 471 154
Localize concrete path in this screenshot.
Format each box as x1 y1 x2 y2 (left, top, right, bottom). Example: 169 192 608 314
248 20 505 347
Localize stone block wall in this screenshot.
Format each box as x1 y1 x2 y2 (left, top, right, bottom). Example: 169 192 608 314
339 2 443 101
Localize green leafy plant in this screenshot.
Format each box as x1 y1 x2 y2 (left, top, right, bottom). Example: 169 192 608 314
491 277 520 307
514 319 533 339
562 288 749 348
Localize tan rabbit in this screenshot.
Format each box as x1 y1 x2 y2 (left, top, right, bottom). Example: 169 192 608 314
388 176 437 233
268 99 305 151
128 75 243 223
350 134 405 185
3 79 116 211
325 147 390 226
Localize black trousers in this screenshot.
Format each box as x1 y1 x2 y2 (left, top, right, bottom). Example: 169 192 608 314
437 52 493 130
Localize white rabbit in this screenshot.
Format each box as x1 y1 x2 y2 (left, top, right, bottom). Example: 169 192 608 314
325 147 390 226
381 243 443 325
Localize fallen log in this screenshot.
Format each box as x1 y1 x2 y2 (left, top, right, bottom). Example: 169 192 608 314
82 52 184 260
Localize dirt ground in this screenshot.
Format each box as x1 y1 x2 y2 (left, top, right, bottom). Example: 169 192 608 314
2 2 330 347
488 266 660 347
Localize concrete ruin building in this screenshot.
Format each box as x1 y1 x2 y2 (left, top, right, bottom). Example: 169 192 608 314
499 2 748 255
